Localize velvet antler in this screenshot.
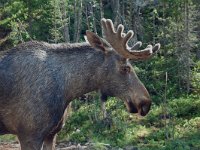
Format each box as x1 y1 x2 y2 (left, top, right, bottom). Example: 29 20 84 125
101 18 160 60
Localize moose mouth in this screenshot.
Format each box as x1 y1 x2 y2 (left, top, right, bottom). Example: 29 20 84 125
124 99 151 116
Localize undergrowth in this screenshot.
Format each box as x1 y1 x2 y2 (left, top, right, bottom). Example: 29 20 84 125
58 95 200 149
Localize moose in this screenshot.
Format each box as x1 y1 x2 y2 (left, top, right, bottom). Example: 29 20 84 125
0 18 160 150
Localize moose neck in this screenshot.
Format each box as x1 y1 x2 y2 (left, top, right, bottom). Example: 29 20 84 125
52 43 105 102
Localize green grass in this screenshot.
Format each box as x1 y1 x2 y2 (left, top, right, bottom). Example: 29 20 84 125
0 134 16 142
58 95 200 149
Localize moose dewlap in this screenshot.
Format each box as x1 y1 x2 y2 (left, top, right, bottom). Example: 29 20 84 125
0 18 160 150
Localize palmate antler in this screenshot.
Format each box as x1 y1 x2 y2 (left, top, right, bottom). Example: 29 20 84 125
101 18 160 60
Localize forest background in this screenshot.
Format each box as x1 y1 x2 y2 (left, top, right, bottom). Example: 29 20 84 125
0 0 200 149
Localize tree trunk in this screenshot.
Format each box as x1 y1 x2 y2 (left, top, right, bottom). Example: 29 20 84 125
91 2 97 34
99 0 104 37
60 0 70 43
129 0 138 43
184 0 190 94
111 0 120 26
76 0 82 42
85 4 90 30
73 0 82 42
73 0 77 42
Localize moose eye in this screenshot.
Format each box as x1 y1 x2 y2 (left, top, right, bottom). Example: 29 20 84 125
120 66 131 74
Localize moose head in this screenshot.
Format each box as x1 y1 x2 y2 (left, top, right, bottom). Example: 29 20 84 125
86 19 160 116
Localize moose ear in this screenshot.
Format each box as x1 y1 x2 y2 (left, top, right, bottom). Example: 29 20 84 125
86 30 111 52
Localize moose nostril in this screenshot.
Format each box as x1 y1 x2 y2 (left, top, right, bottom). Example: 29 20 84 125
140 101 151 116
129 102 138 113
126 100 138 113
142 105 149 114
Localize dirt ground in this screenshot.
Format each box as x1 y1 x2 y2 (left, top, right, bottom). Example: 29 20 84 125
0 141 138 150
0 142 89 150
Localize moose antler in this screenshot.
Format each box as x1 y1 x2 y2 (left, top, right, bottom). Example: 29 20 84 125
101 18 160 60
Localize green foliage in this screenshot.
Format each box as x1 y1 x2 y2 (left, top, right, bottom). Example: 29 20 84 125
58 98 129 146
191 61 200 94
58 95 200 149
169 95 200 118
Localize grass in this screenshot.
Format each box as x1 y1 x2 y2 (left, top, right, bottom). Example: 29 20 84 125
0 134 16 143
58 95 200 149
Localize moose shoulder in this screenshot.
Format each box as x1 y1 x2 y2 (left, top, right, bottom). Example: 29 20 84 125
0 18 160 150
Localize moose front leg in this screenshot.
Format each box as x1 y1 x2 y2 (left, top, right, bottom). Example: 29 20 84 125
43 134 57 150
100 93 113 127
100 93 108 119
18 135 44 150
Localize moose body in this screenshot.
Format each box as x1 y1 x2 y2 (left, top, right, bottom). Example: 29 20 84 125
0 19 160 150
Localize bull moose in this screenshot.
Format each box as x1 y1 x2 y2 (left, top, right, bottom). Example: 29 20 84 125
0 18 160 150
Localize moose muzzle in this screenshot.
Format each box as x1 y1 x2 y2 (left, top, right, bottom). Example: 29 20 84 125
125 98 151 116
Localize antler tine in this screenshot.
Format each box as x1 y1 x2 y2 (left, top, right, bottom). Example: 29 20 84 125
131 41 142 50
117 25 124 38
152 43 160 53
101 18 160 60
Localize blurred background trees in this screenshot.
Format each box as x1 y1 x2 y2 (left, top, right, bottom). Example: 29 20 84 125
0 0 199 149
